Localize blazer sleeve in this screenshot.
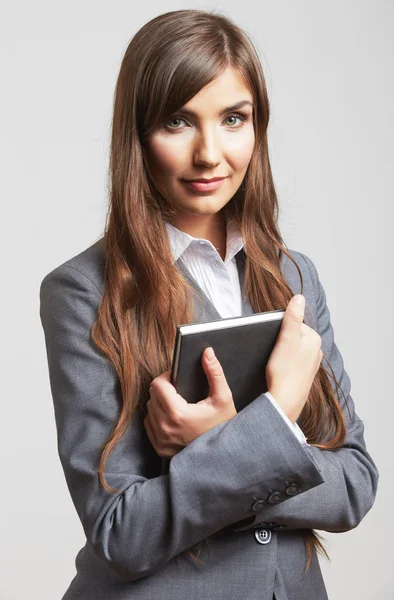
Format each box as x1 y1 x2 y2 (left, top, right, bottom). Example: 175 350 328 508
250 252 380 533
265 391 309 444
39 262 325 582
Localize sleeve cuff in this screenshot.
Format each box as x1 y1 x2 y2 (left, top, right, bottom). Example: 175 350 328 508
265 391 310 446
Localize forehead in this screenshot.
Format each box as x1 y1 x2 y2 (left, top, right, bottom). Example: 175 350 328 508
181 67 253 113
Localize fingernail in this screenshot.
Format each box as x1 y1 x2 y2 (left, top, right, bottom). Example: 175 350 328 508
292 294 305 306
206 347 215 361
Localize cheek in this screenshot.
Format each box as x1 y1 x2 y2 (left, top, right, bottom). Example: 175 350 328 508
147 139 185 177
226 130 255 171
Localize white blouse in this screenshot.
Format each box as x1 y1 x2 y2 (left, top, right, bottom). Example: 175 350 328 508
165 218 309 446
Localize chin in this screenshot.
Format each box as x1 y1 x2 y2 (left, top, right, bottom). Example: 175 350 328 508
190 198 229 211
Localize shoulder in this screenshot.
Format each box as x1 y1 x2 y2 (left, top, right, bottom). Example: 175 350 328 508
38 239 321 323
280 248 320 329
280 248 317 290
39 236 106 298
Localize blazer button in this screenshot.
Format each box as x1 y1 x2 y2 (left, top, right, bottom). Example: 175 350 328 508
254 528 272 545
267 491 282 504
251 499 265 512
285 483 301 496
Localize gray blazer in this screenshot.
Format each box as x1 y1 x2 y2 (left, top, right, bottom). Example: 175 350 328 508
39 237 379 600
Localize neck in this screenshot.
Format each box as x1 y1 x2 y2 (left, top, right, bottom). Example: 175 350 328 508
170 211 227 261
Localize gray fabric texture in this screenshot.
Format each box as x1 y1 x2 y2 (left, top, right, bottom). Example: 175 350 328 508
39 237 379 599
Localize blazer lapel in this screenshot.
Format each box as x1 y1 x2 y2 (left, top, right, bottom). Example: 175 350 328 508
235 248 255 317
174 247 254 323
175 256 221 323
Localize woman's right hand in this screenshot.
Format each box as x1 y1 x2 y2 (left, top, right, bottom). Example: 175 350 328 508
144 347 236 458
266 294 323 423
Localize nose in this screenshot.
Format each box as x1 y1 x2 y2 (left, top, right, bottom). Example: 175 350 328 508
193 127 221 167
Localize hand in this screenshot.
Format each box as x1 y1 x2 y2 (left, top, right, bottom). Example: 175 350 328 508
266 294 323 423
143 347 237 458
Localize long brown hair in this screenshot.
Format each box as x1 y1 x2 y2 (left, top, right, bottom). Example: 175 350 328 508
91 8 348 572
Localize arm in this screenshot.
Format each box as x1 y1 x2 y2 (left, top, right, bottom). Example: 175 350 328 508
251 252 379 533
39 263 324 582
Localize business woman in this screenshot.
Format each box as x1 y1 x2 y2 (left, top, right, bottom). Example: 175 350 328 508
39 9 379 600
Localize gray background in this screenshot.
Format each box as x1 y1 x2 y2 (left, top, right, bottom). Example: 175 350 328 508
1 1 392 598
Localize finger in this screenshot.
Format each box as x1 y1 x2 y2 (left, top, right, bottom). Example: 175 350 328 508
201 347 232 402
147 394 170 433
282 295 305 334
144 411 180 458
277 295 306 350
152 370 172 385
147 393 168 418
150 377 186 416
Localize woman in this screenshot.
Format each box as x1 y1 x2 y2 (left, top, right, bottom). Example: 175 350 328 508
39 9 379 600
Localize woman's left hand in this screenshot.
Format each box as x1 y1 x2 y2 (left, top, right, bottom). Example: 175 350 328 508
143 347 237 459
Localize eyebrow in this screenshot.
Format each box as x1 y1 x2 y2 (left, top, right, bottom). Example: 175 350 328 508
176 100 254 118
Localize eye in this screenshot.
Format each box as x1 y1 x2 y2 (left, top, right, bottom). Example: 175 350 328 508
164 112 248 132
224 114 248 127
165 117 187 130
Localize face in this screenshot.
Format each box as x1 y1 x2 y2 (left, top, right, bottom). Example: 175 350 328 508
144 66 255 232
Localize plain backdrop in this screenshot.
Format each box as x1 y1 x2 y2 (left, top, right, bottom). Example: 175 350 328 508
1 1 393 598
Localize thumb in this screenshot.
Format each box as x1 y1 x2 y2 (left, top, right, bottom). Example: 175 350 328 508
281 294 305 335
201 347 231 402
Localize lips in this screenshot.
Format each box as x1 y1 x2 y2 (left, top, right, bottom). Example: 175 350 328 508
186 177 225 183
183 178 226 192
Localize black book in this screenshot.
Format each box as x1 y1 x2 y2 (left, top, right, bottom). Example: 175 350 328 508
160 308 285 474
